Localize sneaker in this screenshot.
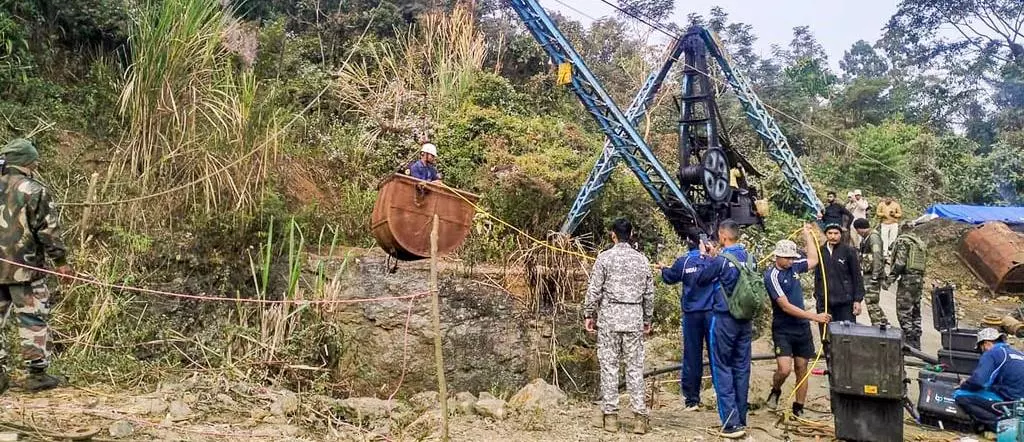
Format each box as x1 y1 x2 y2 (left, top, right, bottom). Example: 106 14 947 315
683 403 700 412
631 414 649 434
792 402 804 417
766 389 781 409
719 427 746 439
24 371 63 392
603 413 618 433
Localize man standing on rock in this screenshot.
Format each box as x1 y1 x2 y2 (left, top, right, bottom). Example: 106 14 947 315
885 222 927 350
584 218 654 434
854 218 888 326
0 138 71 392
846 190 869 248
658 229 714 412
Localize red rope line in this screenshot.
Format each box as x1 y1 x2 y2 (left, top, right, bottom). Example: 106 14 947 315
0 257 427 305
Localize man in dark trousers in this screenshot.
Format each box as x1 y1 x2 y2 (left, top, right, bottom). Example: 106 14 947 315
954 328 1024 432
659 230 714 411
695 220 752 439
814 223 864 369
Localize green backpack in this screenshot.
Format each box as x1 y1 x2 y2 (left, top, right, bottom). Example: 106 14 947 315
720 253 768 320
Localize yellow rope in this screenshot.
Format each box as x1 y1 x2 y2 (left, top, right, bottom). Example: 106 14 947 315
435 181 598 262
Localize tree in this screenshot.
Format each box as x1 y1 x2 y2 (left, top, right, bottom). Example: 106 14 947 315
616 0 675 23
846 120 922 195
885 0 1024 66
987 131 1024 203
840 40 889 80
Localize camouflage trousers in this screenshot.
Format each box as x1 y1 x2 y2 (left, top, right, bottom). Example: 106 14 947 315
896 274 924 350
864 281 888 326
0 280 51 370
597 327 646 416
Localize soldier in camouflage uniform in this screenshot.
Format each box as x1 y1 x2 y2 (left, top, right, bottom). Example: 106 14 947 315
584 218 654 435
854 218 888 326
885 222 927 350
0 139 71 392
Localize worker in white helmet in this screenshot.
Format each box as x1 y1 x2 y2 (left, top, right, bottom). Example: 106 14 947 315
407 143 442 182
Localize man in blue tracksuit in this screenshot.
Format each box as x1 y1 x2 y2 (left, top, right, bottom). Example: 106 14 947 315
695 220 751 439
954 328 1024 432
659 230 714 411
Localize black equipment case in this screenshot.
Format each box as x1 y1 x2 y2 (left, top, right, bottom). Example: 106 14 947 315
938 349 982 375
917 371 976 433
941 328 981 353
828 322 905 399
932 285 957 331
832 392 905 442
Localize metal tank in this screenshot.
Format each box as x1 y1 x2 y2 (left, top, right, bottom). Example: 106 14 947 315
959 222 1024 294
371 174 479 261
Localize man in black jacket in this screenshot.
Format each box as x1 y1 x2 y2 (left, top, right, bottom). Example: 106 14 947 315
814 223 865 324
819 191 853 234
814 223 865 372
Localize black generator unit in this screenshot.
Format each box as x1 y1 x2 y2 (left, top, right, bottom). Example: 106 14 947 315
828 322 905 399
941 328 981 353
938 349 982 375
832 392 905 442
917 371 976 433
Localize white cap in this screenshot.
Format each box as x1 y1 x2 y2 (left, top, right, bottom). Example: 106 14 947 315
421 143 437 157
853 189 862 196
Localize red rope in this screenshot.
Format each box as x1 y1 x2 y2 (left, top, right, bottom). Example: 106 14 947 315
0 257 428 305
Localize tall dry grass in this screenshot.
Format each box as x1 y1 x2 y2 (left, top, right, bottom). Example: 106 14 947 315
334 5 485 145
116 0 279 219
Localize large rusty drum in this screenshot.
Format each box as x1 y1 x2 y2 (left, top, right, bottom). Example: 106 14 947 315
959 222 1024 293
371 174 480 261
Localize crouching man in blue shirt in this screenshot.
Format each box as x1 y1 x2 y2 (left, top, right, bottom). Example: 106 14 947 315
954 328 1024 432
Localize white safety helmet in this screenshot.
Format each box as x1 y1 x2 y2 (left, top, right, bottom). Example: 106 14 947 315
421 143 438 157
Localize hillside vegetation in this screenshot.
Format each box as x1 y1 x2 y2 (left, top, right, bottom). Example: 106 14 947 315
0 0 1021 393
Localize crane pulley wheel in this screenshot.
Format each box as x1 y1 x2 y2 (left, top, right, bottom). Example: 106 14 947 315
702 147 731 202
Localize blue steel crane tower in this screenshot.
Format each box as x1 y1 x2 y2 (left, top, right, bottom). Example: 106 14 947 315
508 0 823 239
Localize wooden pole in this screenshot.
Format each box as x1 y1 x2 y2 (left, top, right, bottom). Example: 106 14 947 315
79 172 99 248
430 214 449 441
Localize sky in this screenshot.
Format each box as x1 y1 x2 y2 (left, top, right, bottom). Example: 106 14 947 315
544 0 900 72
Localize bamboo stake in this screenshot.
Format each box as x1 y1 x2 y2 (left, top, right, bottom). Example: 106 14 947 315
430 214 449 441
79 172 99 248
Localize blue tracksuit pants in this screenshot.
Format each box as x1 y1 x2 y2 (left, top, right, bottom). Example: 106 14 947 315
681 310 712 406
710 312 752 430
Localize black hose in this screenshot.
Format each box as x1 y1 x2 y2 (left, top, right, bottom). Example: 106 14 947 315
903 344 939 365
622 353 776 388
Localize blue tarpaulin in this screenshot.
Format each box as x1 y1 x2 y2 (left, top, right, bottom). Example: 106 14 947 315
916 204 1024 225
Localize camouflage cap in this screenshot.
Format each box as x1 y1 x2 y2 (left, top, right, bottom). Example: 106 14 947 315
772 239 802 259
976 327 1006 349
1 138 39 166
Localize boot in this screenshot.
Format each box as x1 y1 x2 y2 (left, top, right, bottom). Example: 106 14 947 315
591 410 604 429
631 414 649 434
603 413 618 433
0 367 8 394
24 368 62 392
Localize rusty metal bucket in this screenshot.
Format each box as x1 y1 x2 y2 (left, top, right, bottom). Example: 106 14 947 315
370 174 480 261
959 222 1024 293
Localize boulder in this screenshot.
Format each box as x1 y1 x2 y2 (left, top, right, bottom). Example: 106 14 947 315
508 378 566 411
453 392 477 415
409 391 439 411
167 400 192 421
473 392 507 420
270 390 300 417
108 421 134 438
337 397 397 421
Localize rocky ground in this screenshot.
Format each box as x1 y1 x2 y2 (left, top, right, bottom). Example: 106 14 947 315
0 220 1019 441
